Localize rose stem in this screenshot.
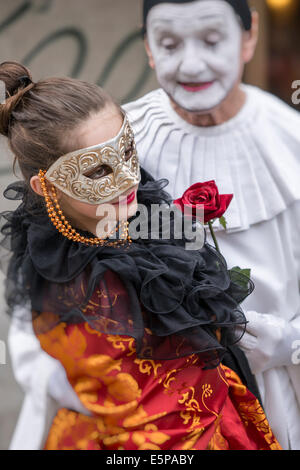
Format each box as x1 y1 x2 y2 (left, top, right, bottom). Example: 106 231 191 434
208 220 221 254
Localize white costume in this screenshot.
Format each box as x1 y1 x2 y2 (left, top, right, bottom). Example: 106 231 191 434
8 84 300 450
124 84 300 449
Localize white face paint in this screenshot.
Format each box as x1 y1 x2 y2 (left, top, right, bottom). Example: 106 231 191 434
146 0 243 112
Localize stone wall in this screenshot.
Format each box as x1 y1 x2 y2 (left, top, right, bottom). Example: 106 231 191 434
0 0 158 103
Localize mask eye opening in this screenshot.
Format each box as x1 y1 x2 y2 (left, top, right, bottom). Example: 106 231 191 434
83 164 113 180
125 141 134 161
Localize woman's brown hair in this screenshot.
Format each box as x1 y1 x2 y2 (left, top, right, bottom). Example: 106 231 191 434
0 61 120 203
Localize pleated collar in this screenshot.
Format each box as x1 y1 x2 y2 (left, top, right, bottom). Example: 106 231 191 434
125 85 300 232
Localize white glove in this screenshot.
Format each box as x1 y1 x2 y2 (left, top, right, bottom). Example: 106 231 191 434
48 361 92 416
237 310 300 374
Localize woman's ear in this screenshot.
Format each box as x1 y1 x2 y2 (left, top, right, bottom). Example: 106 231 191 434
144 37 156 70
241 10 259 64
30 175 62 201
30 175 44 197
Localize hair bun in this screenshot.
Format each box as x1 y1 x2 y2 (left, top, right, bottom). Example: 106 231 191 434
0 61 34 137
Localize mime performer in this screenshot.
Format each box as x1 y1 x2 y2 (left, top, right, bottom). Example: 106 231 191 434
124 0 300 450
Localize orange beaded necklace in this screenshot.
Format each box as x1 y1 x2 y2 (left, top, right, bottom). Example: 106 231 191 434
38 169 132 248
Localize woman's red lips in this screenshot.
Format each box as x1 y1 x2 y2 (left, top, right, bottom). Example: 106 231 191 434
126 190 136 205
179 81 214 92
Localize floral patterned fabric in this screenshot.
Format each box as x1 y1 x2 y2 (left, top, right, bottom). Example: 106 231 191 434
33 310 281 451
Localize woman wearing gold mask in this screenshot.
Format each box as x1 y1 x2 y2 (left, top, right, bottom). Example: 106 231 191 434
0 62 281 450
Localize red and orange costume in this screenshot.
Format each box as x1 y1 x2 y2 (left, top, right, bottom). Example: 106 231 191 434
32 275 281 451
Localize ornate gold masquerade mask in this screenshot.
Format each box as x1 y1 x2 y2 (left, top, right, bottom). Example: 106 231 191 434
44 113 141 205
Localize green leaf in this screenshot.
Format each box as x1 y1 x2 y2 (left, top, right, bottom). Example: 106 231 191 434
231 266 251 278
229 266 252 291
219 216 227 230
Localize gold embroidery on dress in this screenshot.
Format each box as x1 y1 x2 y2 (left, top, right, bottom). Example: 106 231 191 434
201 383 219 419
217 364 229 387
44 408 101 450
181 428 205 450
106 335 136 356
237 400 281 449
131 424 171 449
134 359 163 378
207 421 229 450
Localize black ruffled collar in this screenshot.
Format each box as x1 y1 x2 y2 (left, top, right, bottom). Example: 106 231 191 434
0 168 252 367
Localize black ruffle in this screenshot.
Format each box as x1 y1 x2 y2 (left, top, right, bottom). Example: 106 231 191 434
0 168 253 368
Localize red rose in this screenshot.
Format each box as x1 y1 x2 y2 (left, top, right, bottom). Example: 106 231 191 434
174 180 233 223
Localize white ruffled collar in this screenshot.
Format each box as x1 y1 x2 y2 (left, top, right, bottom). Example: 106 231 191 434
160 84 256 137
125 85 300 233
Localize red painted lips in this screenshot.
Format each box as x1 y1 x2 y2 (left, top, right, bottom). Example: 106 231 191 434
179 81 214 92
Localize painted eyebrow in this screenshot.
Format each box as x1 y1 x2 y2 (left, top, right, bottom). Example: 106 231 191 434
151 15 225 30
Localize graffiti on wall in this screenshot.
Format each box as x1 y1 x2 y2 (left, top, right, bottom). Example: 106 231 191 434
1 0 151 102
0 0 153 175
